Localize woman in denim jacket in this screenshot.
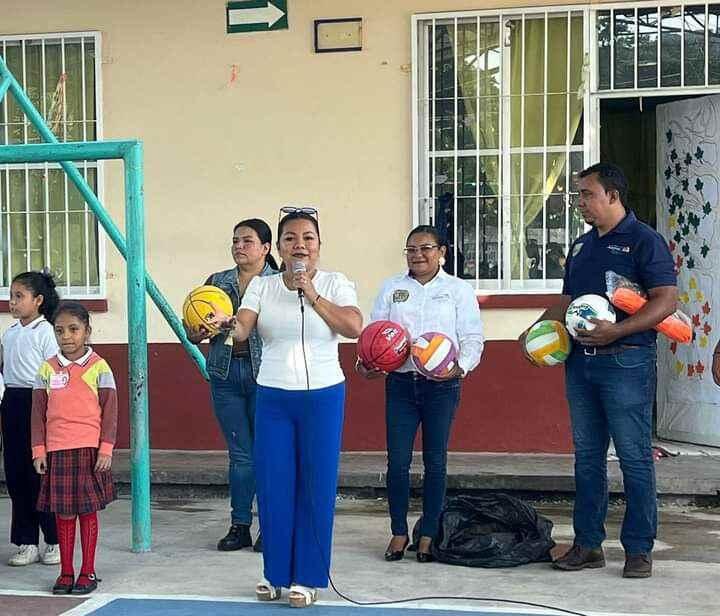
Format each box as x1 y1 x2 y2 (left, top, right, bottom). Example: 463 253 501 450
184 218 278 552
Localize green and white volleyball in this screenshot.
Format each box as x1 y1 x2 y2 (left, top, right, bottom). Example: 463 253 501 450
565 294 617 339
524 320 572 366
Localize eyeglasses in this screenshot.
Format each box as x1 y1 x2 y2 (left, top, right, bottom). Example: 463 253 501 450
403 244 439 256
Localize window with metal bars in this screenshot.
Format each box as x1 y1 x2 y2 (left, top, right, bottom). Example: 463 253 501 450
414 9 589 292
596 3 720 91
0 32 102 298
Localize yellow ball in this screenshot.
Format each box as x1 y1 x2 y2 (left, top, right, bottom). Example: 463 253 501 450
182 285 233 337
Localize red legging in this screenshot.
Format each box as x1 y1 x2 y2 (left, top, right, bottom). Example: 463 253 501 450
56 512 98 576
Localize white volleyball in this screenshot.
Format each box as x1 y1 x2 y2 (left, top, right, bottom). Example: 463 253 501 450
565 294 616 339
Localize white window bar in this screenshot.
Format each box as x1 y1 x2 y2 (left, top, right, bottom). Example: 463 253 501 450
22 40 31 272
431 18 436 228
413 17 426 228
453 17 458 277
496 13 503 289
0 169 3 284
475 15 480 289
41 39 47 120
501 17 512 287
82 37 90 294
42 39 51 273
95 33 106 296
635 6 640 89
610 9 616 89
542 12 549 284
21 39 28 146
658 6 662 87
61 37 67 143
44 162 50 269
565 11 571 257
519 13 526 288
63 168 70 293
681 3 686 86
2 40 8 285
5 168 10 287
706 2 710 87
24 166 30 271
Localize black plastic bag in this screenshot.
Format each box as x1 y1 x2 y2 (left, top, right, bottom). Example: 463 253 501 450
411 494 555 567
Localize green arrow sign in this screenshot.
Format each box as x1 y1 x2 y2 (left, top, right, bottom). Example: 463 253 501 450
226 1 288 33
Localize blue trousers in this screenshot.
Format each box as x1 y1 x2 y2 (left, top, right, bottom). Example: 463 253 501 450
565 345 657 555
385 372 461 538
210 357 257 526
255 383 345 589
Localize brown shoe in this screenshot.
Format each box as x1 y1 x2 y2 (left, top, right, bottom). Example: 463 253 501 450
623 553 652 578
552 544 605 571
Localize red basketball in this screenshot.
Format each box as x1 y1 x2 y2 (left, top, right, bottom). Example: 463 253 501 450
357 320 410 372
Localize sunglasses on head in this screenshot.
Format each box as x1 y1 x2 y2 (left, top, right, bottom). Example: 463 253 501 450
279 206 318 217
278 206 319 229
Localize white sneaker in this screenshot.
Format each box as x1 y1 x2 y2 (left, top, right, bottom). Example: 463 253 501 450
41 544 61 565
8 544 40 566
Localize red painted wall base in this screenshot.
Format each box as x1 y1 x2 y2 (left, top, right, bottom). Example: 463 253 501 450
94 341 572 453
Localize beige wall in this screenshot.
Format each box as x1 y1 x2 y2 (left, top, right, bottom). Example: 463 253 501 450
2 0 635 342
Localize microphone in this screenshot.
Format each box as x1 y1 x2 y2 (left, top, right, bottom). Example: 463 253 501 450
292 260 306 298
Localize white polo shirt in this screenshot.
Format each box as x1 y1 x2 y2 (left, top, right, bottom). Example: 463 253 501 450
241 271 359 391
370 268 485 374
1 316 59 388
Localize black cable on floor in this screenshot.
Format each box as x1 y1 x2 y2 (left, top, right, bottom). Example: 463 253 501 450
296 296 589 616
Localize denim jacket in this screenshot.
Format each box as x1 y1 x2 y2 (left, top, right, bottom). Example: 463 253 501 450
205 262 277 381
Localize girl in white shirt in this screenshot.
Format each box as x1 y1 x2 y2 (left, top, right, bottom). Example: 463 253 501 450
359 226 484 564
214 209 362 608
1 271 60 567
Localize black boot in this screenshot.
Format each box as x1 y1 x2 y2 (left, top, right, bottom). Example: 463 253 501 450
217 524 252 551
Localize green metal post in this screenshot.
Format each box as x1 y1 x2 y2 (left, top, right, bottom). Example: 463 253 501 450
0 61 208 380
125 142 151 552
0 76 11 101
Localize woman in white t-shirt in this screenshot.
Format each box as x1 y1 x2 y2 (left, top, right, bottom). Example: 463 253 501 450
213 208 362 608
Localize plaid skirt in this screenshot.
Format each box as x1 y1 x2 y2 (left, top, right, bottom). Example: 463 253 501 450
37 447 116 515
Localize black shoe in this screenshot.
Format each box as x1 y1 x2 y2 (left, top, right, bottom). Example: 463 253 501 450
384 536 409 562
52 574 74 595
253 533 263 553
416 550 435 563
623 553 652 578
217 524 252 551
416 537 435 563
552 544 605 571
72 573 99 595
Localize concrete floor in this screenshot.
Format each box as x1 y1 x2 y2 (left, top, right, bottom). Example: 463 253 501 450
0 495 718 616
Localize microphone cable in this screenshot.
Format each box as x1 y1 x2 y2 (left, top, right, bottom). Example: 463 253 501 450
294 292 589 616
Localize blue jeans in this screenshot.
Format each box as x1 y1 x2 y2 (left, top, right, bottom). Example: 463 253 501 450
385 372 461 538
565 345 657 555
210 357 257 526
254 383 345 589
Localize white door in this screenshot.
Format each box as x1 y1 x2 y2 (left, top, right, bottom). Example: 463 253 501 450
656 95 720 446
